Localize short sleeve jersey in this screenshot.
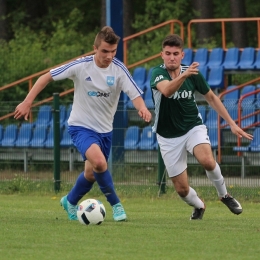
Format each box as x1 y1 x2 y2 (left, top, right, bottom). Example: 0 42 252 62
50 55 142 133
150 64 210 138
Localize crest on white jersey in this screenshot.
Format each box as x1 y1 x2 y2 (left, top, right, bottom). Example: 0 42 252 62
106 76 115 86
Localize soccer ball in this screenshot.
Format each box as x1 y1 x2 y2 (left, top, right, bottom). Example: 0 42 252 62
77 199 106 225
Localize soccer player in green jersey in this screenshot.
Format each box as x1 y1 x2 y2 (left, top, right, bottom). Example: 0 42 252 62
150 34 253 220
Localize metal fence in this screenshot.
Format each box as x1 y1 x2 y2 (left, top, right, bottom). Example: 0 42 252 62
0 99 259 199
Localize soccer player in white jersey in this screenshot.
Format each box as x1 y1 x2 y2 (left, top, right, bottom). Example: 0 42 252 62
14 26 152 221
150 34 253 220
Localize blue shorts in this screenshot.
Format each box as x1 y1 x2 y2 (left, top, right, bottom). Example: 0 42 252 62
68 126 112 161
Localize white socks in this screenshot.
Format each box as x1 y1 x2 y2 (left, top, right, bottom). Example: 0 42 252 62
206 162 227 198
181 187 205 209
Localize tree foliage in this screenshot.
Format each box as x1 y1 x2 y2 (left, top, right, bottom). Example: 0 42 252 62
1 0 260 101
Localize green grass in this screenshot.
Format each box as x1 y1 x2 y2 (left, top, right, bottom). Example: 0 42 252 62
0 194 260 260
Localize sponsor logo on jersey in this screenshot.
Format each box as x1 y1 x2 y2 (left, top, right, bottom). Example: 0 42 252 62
154 75 164 83
85 76 92 81
170 90 193 100
88 91 111 97
106 76 115 86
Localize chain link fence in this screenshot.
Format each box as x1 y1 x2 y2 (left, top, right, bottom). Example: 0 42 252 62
0 100 259 200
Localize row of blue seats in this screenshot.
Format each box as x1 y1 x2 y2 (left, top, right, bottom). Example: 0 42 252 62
27 104 72 128
182 47 260 70
0 124 73 148
124 126 158 150
128 66 223 102
233 128 260 152
124 126 222 150
124 125 260 152
200 85 260 129
129 47 260 92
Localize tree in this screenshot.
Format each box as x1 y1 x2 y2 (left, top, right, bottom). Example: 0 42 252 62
101 0 106 27
0 0 7 40
192 0 215 46
101 0 138 37
230 0 248 48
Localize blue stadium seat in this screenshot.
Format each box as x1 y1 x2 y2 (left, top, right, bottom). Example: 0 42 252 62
250 127 260 152
193 48 208 67
240 85 256 107
238 47 256 70
62 104 72 127
198 66 208 80
124 126 140 150
67 104 72 116
239 85 256 128
154 138 158 150
222 85 240 107
60 125 74 147
143 88 154 109
221 107 238 129
34 105 52 127
241 107 256 128
127 68 154 109
233 127 260 152
208 128 223 150
222 47 240 70
207 48 224 69
0 124 3 145
198 105 207 123
15 124 33 147
1 124 18 147
253 49 260 69
126 98 135 109
138 126 157 150
143 67 154 90
30 125 48 148
205 108 220 129
255 91 260 109
182 48 193 66
59 105 67 127
132 67 147 91
44 125 63 148
207 66 224 89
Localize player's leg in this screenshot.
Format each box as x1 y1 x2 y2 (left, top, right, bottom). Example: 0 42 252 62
67 161 95 204
60 126 97 220
157 133 205 220
60 162 95 221
170 170 205 220
192 127 242 215
86 143 127 221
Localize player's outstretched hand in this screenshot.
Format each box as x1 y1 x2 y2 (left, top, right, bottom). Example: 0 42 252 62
138 108 152 122
230 124 253 140
184 62 200 77
14 101 31 121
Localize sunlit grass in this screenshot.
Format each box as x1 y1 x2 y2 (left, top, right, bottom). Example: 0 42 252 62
0 194 260 260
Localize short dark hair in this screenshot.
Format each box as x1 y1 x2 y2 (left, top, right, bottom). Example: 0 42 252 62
162 34 184 50
94 26 120 48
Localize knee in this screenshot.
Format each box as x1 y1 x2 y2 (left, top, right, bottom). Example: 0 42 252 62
202 159 216 171
84 171 96 182
176 186 189 197
92 158 107 172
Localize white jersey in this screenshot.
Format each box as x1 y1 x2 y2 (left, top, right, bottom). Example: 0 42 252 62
50 55 142 133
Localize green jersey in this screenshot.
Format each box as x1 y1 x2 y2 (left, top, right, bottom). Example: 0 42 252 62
150 64 210 138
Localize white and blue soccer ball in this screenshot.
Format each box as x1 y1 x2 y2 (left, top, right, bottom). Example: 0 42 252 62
77 199 106 225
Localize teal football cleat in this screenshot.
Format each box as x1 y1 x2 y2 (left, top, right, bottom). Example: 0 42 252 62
60 195 78 220
112 202 127 221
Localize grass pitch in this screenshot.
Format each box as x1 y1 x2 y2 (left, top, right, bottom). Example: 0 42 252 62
0 194 260 260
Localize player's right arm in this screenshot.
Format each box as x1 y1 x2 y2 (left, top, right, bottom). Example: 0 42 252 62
14 72 53 120
156 62 199 97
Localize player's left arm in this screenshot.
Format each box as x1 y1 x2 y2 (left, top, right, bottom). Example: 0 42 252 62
132 96 152 123
204 89 253 140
